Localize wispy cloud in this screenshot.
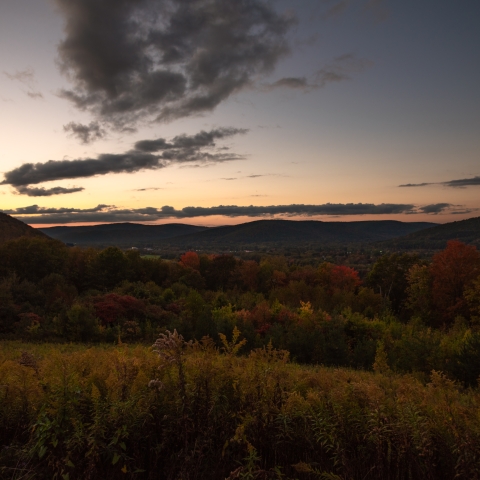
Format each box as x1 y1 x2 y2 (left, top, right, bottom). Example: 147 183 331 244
264 53 373 92
3 68 43 100
399 176 480 188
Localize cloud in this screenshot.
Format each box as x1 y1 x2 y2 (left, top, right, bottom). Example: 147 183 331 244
264 54 372 91
399 176 480 188
134 187 164 192
4 68 44 99
64 121 106 144
266 77 311 91
3 202 423 224
54 0 295 128
398 183 432 187
443 176 480 188
15 186 85 197
2 152 163 188
134 127 247 152
1 128 246 195
315 54 373 87
418 203 452 214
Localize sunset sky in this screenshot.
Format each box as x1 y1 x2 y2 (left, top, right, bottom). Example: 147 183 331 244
1 0 479 226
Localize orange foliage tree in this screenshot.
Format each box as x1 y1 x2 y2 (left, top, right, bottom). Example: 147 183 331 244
179 251 200 271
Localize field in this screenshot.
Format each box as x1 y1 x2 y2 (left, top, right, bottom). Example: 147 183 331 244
1 338 480 480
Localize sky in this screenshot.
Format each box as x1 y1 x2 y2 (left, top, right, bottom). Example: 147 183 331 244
1 0 479 227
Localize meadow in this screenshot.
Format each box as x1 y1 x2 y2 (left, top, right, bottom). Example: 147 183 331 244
1 336 480 480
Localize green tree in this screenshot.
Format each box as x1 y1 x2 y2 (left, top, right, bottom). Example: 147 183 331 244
367 253 422 317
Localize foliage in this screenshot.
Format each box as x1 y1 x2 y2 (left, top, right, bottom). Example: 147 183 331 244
0 342 480 479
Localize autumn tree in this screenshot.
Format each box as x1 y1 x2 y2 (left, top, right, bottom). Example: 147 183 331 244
430 240 480 325
180 251 200 270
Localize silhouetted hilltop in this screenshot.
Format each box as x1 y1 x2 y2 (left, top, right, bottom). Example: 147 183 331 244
379 216 480 250
170 219 436 246
0 213 49 244
40 223 208 246
40 219 436 248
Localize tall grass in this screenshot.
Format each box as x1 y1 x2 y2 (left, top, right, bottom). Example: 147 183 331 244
1 339 479 479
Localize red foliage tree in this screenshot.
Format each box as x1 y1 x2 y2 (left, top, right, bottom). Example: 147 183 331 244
318 263 361 294
330 265 361 293
430 240 480 325
93 294 146 325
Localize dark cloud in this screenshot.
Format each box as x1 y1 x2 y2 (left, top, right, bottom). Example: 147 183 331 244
266 77 311 91
418 203 452 214
63 121 106 144
2 204 109 215
4 68 44 99
1 128 246 195
15 186 85 197
399 176 480 188
134 127 247 152
54 0 295 128
2 152 162 188
443 176 480 187
135 187 164 192
3 202 421 224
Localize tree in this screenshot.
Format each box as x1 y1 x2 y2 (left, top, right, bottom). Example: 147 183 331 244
180 251 200 271
94 246 128 289
0 237 67 282
367 253 422 316
406 264 432 322
430 240 480 325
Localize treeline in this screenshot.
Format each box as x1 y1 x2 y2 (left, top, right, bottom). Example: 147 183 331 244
1 237 480 385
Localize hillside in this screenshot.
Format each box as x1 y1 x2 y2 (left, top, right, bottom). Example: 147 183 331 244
380 216 480 250
0 212 49 243
40 222 208 246
41 219 436 249
169 219 436 247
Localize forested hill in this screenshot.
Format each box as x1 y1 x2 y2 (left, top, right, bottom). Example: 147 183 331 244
40 219 436 248
40 223 208 246
0 212 49 243
379 216 480 250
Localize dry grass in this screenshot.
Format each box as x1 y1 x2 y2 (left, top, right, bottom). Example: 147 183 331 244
0 340 479 479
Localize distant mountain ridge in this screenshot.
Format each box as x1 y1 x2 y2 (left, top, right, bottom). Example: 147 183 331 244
39 219 437 248
379 216 480 250
40 223 208 246
0 212 49 244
